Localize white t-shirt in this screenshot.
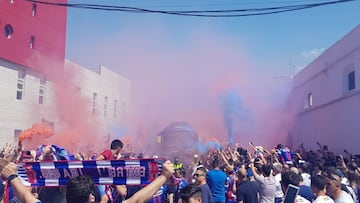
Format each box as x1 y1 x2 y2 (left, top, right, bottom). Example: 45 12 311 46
296 195 311 203
335 191 355 203
313 195 335 203
301 173 311 187
280 195 310 203
274 173 284 198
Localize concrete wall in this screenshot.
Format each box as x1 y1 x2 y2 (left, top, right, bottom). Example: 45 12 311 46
0 59 54 142
65 60 132 131
289 25 360 153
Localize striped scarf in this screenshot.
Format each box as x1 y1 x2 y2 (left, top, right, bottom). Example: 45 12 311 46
18 159 163 187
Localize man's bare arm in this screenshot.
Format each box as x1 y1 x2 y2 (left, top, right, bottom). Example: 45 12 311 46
124 160 174 203
0 160 41 203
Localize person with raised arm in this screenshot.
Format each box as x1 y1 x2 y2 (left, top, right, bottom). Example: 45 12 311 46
0 159 42 203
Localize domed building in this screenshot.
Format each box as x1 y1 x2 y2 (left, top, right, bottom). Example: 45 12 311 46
158 122 199 160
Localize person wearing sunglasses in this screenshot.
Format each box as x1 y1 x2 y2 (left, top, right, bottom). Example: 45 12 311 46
194 167 213 203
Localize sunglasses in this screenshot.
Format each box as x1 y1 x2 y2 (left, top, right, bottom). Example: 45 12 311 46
193 173 203 177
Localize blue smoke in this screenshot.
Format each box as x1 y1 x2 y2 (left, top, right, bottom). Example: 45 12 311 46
222 91 243 146
197 141 222 154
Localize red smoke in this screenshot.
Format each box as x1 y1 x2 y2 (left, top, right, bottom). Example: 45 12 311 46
23 54 104 152
67 24 295 154
19 123 53 143
46 62 102 151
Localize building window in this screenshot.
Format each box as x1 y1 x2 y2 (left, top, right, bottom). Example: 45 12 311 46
39 78 45 104
17 71 25 100
92 92 97 114
307 93 313 107
114 99 117 119
304 92 313 109
4 24 14 39
104 96 108 117
32 4 37 16
14 129 22 143
30 35 35 49
348 71 355 91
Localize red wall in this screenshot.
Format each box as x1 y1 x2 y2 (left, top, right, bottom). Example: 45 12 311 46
0 0 67 71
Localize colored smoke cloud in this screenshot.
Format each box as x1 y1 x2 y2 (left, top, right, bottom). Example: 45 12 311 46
222 90 251 146
23 55 103 152
67 22 295 153
19 123 53 143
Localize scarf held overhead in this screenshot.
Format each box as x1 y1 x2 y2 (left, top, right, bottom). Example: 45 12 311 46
17 159 164 186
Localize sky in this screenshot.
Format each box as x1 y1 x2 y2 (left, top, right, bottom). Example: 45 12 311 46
65 0 360 76
63 0 360 149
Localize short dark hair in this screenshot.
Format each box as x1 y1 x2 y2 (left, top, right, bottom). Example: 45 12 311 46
281 171 301 187
311 174 327 190
66 175 100 203
212 158 220 168
262 164 273 177
323 167 342 181
110 139 123 150
179 184 202 203
175 168 187 177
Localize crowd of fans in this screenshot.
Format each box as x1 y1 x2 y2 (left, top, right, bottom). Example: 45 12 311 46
0 139 359 203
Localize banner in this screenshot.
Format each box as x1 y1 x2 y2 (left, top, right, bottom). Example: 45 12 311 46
17 159 164 186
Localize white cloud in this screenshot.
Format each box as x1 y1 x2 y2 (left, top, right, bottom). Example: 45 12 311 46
301 48 325 59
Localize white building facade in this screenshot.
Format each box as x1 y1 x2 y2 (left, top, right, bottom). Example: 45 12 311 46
0 59 131 144
289 24 360 153
65 60 132 134
0 0 131 147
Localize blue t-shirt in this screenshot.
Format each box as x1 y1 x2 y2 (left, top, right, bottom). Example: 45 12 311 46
206 169 227 203
299 185 314 202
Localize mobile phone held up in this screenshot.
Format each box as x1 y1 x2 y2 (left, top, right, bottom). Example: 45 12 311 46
283 184 299 203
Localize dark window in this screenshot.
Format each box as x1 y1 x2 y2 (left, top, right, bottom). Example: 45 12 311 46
30 35 35 48
32 4 37 16
39 96 44 104
92 93 97 114
307 93 313 107
348 71 355 91
4 24 14 39
16 91 23 100
104 96 108 116
14 129 22 142
16 71 25 100
39 79 45 104
304 93 313 109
